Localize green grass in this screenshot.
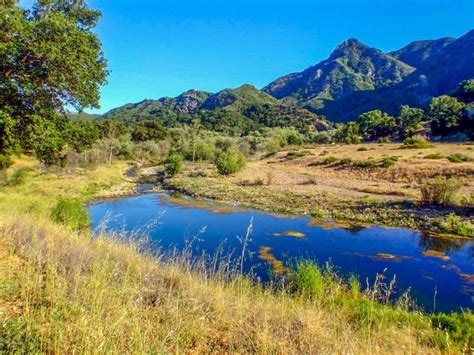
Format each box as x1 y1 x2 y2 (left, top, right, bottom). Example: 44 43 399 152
50 197 90 231
447 153 473 163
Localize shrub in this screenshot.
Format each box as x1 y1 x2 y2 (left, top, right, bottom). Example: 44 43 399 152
447 153 472 163
5 167 32 186
438 214 474 237
215 151 246 175
424 153 444 160
0 154 12 170
400 136 434 149
377 137 392 143
357 147 368 152
50 198 90 230
290 261 324 298
193 141 214 161
165 154 183 177
354 159 378 169
420 177 462 206
340 157 353 165
431 312 474 348
322 156 338 165
381 156 399 168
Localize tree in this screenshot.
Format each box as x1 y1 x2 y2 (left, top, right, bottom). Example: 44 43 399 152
397 105 425 138
453 80 474 103
340 122 361 144
131 120 168 142
356 110 396 141
428 96 466 136
0 0 108 165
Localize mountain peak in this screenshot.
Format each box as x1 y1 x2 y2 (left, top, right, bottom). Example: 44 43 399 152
329 38 369 58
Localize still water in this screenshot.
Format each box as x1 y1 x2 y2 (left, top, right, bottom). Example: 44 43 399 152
88 193 473 313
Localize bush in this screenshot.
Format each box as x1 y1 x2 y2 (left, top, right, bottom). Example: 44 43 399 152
357 147 368 152
165 154 183 176
290 261 325 298
400 136 434 149
439 214 474 237
420 177 462 206
50 198 90 230
215 151 246 175
424 153 444 160
340 157 353 165
0 154 12 170
431 312 474 349
447 153 472 163
193 141 214 161
353 159 378 169
381 156 399 168
322 156 338 165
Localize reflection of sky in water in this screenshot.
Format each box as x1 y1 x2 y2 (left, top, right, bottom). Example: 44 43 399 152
89 193 474 313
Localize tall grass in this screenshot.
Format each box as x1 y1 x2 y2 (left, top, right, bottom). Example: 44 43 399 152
0 159 472 352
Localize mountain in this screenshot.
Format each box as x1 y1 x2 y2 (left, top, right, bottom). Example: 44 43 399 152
262 39 415 112
389 37 455 68
263 30 474 122
104 84 330 134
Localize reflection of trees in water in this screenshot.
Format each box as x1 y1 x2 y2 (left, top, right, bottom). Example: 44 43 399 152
418 232 472 255
342 226 366 235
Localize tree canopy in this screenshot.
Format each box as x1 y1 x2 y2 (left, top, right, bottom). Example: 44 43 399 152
0 0 108 165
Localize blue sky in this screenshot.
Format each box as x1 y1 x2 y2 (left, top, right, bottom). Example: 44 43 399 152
20 0 474 113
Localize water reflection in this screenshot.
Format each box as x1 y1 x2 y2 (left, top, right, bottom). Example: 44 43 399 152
89 193 474 313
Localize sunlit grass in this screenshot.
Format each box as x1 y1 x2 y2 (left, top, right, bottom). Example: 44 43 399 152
0 158 472 352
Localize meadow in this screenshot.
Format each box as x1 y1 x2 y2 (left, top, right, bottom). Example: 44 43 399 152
0 156 473 353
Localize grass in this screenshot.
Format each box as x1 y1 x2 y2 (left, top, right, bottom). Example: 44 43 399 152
400 136 434 150
1 156 473 352
448 153 473 163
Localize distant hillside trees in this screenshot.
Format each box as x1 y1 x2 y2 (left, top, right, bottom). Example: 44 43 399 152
0 0 108 166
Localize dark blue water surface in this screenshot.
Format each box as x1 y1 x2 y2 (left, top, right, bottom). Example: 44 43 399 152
88 193 474 313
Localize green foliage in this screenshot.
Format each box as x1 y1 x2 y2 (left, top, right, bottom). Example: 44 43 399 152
131 120 168 142
447 153 472 163
0 154 12 170
349 274 361 299
431 312 474 349
50 198 90 231
0 0 108 164
453 80 474 103
420 177 462 206
193 140 214 161
69 120 101 153
356 110 396 141
290 261 325 298
353 159 378 169
165 154 183 177
3 167 32 187
400 136 434 149
340 122 361 144
381 156 399 168
438 214 474 237
215 151 246 175
322 156 338 165
428 96 466 136
397 105 425 138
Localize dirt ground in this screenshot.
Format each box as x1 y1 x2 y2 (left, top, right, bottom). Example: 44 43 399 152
233 143 474 204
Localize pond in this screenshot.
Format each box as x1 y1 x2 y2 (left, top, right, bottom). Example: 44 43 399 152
88 192 474 313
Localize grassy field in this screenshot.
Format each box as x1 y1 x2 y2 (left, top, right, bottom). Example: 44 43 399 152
167 143 474 237
0 157 473 353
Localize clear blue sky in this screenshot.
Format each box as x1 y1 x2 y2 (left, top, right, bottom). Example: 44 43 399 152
20 0 474 113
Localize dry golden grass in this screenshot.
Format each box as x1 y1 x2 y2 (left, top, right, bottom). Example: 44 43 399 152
0 157 468 353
